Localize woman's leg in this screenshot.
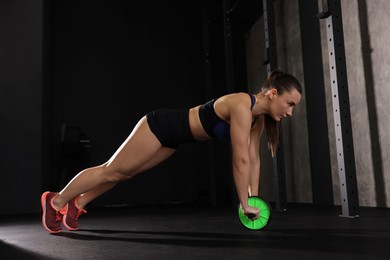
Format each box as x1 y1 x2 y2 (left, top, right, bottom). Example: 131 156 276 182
51 116 175 210
74 146 175 209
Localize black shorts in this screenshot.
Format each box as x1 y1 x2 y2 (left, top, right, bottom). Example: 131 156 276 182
146 108 195 149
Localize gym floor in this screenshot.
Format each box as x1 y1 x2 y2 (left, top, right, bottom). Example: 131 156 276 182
1 203 389 260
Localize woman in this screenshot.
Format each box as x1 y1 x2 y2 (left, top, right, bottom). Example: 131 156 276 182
41 70 302 233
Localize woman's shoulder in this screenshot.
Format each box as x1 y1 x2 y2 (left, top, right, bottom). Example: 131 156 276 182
223 91 250 97
214 92 252 119
219 92 251 103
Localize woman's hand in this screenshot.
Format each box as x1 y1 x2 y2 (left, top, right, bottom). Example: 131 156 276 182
242 205 260 220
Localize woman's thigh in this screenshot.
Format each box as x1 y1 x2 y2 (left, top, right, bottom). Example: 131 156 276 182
134 146 175 174
105 116 170 175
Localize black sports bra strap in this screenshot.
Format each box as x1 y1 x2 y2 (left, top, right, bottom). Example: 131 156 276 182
249 94 256 110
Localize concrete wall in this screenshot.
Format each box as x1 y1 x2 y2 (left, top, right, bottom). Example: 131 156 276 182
247 0 390 208
320 0 390 207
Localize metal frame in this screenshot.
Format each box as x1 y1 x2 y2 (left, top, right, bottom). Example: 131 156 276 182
318 0 359 217
263 0 287 211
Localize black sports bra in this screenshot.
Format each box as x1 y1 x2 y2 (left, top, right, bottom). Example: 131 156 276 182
198 93 256 141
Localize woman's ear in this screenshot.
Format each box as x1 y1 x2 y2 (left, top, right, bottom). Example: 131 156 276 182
266 88 278 99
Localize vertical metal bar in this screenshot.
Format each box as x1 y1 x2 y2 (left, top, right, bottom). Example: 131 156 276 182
319 0 359 217
223 0 235 93
263 0 287 211
202 11 217 206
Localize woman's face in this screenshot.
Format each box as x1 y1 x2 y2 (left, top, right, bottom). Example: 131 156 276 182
268 88 301 121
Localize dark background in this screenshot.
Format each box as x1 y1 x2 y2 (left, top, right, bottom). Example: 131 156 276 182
0 0 262 214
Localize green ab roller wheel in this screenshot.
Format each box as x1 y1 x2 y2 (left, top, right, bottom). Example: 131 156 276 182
238 197 271 230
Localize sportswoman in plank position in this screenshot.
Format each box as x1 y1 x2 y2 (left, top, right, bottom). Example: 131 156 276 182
41 70 302 233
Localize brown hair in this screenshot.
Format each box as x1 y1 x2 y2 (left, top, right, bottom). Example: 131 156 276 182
260 70 302 156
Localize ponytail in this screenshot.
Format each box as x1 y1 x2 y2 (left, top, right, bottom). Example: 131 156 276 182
264 114 279 157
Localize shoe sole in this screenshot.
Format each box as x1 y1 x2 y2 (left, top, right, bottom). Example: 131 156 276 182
62 214 79 231
41 191 62 234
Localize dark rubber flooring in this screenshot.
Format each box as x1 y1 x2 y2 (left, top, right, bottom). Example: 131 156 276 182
1 203 389 260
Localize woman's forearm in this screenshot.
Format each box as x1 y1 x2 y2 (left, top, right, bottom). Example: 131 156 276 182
232 161 251 208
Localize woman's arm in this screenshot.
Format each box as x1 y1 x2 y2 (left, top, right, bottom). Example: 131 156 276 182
229 101 257 215
248 116 264 197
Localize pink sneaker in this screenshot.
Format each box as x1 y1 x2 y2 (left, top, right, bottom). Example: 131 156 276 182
41 192 62 233
62 197 87 231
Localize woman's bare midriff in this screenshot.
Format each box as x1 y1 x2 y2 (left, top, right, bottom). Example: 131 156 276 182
189 105 212 141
